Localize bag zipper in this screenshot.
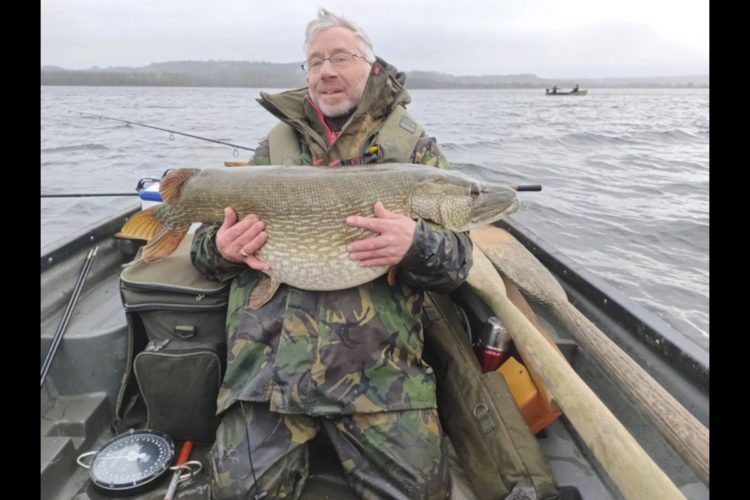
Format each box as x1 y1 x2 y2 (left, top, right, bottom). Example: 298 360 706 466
121 279 229 296
124 301 228 313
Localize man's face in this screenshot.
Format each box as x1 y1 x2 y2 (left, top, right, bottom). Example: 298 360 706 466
306 26 371 117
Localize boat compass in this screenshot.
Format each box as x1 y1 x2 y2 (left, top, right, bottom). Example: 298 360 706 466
76 429 202 495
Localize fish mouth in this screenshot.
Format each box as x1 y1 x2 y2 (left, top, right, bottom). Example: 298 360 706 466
469 189 519 229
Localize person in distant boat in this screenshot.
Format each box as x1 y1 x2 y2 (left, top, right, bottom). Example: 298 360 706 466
191 8 470 500
552 85 558 94
572 84 579 93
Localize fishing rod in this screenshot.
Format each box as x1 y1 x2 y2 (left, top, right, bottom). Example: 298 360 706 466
41 177 160 198
41 192 139 198
73 111 256 156
69 112 541 186
42 184 543 198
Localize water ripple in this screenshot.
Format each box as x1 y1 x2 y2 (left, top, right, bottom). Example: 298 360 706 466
41 143 109 153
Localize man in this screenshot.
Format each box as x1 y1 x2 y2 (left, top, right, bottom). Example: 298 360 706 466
192 9 472 500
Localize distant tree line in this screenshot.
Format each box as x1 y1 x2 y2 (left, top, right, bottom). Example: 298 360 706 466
41 62 307 88
40 61 709 89
41 70 309 88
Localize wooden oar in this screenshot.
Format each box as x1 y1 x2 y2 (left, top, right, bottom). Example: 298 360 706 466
470 225 709 486
502 276 561 414
465 245 686 499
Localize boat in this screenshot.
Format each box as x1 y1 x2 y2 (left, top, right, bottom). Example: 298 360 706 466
41 192 708 499
545 88 588 96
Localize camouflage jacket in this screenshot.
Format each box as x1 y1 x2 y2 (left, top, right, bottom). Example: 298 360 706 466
192 58 473 416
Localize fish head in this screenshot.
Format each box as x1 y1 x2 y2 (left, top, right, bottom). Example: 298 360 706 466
411 174 518 232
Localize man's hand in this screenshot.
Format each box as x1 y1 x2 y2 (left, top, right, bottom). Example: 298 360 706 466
346 202 416 267
216 207 271 270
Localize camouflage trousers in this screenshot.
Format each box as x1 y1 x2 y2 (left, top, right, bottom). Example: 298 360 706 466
209 402 450 500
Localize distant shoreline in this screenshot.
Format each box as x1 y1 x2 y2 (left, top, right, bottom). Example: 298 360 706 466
40 83 708 89
40 61 709 90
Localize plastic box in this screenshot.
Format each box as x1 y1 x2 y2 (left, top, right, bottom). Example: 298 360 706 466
138 182 201 233
497 356 561 433
139 183 163 209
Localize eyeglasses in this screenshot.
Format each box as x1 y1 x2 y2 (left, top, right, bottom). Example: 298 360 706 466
301 53 368 73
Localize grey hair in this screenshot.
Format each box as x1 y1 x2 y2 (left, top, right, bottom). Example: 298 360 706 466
303 8 375 62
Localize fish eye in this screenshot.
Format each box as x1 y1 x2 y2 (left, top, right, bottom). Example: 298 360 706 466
470 184 481 198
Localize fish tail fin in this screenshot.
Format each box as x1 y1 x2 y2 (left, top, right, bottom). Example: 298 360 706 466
115 206 164 241
142 226 190 263
160 168 201 205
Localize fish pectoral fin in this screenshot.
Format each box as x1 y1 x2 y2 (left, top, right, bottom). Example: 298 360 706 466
386 266 398 286
160 168 201 206
141 226 190 263
248 276 281 310
115 207 163 241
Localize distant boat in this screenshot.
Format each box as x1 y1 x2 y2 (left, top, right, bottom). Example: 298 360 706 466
545 87 588 96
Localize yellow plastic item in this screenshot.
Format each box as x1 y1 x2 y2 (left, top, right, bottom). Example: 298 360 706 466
497 356 561 433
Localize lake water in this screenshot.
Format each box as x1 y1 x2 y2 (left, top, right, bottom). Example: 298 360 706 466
40 86 709 351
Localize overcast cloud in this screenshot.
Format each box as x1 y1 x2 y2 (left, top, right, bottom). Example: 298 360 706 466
41 0 709 78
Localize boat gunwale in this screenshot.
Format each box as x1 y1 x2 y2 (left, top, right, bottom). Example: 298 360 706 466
41 202 141 272
499 218 709 392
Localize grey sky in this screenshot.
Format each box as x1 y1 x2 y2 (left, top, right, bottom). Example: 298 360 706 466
41 0 709 78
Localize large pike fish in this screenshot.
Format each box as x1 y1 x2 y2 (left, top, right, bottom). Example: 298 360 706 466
117 164 517 305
